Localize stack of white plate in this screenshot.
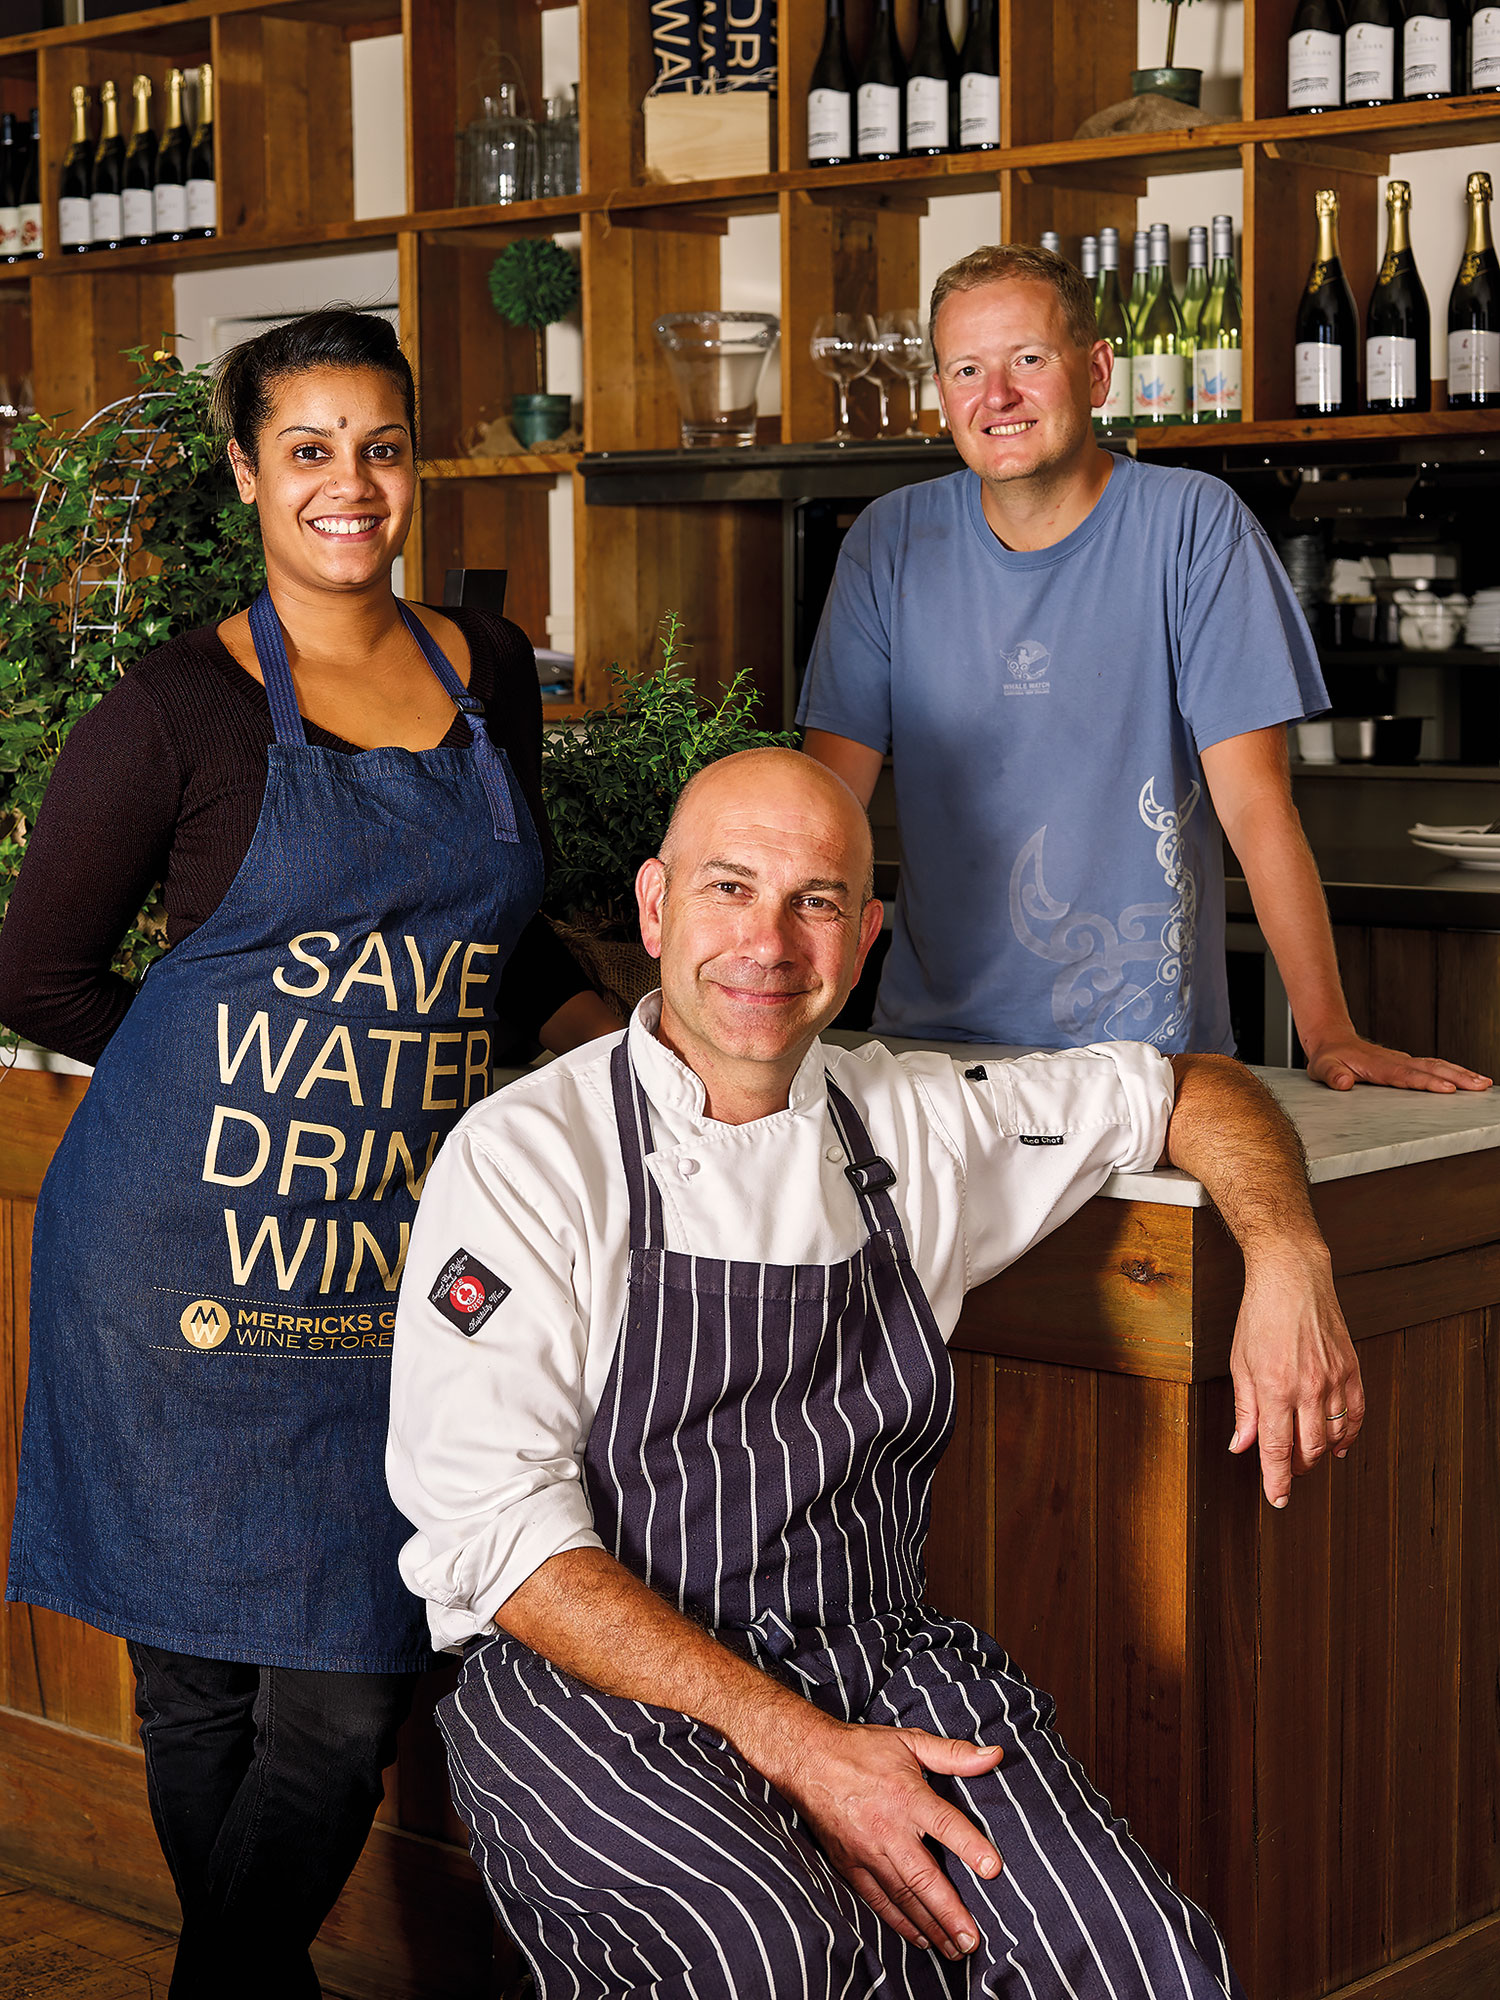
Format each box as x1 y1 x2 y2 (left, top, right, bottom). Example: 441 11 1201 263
1408 822 1500 871
1465 589 1500 651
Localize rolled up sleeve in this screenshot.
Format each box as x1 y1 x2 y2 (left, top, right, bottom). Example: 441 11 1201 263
387 1125 603 1651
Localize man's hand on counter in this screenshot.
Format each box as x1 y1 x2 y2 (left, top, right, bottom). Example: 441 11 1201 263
1164 1054 1363 1508
1302 1031 1493 1095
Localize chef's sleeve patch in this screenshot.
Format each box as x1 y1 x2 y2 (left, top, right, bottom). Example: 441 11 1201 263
429 1249 511 1336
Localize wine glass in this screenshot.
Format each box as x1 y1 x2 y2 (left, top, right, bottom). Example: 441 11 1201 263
868 320 909 435
810 313 876 442
879 310 934 439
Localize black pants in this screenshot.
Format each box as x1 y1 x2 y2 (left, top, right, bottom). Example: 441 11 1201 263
128 1642 417 2000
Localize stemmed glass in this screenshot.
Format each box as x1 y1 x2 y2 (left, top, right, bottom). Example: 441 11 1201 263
874 310 934 438
868 320 908 434
810 313 876 442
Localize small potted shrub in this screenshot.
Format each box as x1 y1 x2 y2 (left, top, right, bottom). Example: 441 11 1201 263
1133 0 1203 107
542 613 794 1016
488 237 582 448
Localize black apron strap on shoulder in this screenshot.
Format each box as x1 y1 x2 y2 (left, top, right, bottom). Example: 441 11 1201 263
824 1073 911 1255
610 1038 667 1254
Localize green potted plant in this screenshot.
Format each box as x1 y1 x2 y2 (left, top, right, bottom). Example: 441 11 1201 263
1133 0 1203 107
0 348 264 1033
487 237 582 449
541 612 795 1017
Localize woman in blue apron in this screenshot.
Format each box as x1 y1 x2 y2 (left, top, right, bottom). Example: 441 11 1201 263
0 309 615 1998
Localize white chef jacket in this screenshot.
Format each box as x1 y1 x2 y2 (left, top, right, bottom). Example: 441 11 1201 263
387 996 1174 1651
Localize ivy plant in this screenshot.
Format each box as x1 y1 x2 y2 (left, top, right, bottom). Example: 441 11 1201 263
541 612 795 939
0 346 265 995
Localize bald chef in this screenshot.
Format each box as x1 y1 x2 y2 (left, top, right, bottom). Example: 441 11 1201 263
388 748 1360 2000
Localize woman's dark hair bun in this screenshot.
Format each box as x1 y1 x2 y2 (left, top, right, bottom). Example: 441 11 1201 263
209 304 417 466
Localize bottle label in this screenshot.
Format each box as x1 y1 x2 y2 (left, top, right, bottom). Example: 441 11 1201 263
856 81 900 156
905 74 949 151
122 187 154 239
1130 351 1186 421
959 71 1000 146
154 182 187 235
187 177 217 231
19 203 41 254
807 88 851 163
0 207 19 258
1367 334 1420 403
1194 346 1243 418
1344 23 1396 101
1098 352 1130 423
1295 340 1342 407
90 191 122 242
1288 30 1341 108
1473 8 1500 87
1404 17 1452 95
59 195 91 247
1449 328 1500 396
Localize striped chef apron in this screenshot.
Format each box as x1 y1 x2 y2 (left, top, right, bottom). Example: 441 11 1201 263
440 1039 1245 1999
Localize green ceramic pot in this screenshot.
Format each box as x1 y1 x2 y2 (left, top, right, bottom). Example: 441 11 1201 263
511 392 574 449
1129 67 1203 107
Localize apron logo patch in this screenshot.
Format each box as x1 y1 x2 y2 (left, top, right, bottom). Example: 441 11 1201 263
430 1250 510 1336
1019 1134 1066 1147
180 1298 231 1349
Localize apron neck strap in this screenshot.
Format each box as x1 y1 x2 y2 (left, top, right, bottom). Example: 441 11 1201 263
248 587 307 747
825 1074 911 1253
611 1036 667 1252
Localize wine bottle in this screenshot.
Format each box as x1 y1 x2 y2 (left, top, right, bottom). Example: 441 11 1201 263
19 108 42 260
1127 227 1150 332
1040 230 1061 254
91 80 124 251
1194 215 1244 422
59 85 93 255
1295 188 1359 415
1180 226 1209 418
1345 0 1400 106
0 113 19 265
906 0 956 157
1404 3 1457 99
1366 180 1430 412
957 0 1000 150
122 74 157 249
856 0 905 162
1095 228 1132 429
1474 3 1500 87
1288 0 1346 112
808 1 854 167
1131 223 1188 424
155 68 190 243
186 63 216 239
1079 235 1098 285
1448 170 1500 408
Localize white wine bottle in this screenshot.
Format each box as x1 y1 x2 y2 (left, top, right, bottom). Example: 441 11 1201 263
91 80 124 251
957 0 1000 150
1474 3 1500 89
1094 228 1132 430
1288 0 1345 112
1127 227 1149 333
1448 171 1500 409
1366 180 1430 413
1345 0 1400 106
1194 215 1243 423
122 74 156 249
1040 229 1060 254
1295 188 1359 416
186 63 216 239
59 85 93 256
807 0 854 168
1131 223 1187 424
905 0 956 157
1404 3 1458 100
154 69 190 243
0 112 20 265
18 107 42 260
1181 224 1209 415
856 0 904 163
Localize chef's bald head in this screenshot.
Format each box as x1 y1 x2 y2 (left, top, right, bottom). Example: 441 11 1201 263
659 749 875 904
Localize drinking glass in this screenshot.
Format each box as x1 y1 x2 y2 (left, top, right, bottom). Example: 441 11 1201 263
868 320 910 434
879 309 934 438
458 85 535 206
810 313 876 442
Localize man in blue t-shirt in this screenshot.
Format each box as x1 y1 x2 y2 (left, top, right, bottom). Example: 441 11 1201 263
800 243 1489 1092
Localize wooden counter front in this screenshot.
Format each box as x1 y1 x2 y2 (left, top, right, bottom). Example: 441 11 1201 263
929 1157 1500 2000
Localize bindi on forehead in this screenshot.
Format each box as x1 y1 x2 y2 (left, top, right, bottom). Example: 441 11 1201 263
337 416 347 428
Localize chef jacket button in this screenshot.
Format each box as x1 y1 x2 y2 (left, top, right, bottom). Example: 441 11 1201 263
825 1147 843 1164
679 1157 699 1178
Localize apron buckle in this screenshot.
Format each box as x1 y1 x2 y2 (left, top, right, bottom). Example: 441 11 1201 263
844 1157 896 1195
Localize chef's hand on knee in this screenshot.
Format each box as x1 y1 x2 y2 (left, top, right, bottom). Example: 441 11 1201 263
781 1720 1002 1961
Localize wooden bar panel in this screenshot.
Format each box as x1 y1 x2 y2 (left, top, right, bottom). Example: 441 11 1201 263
925 1350 997 1633
1457 1308 1500 1929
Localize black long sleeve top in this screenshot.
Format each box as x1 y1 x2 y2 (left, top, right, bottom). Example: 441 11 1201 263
0 607 586 1066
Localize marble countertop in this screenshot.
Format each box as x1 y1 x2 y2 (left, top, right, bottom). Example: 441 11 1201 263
828 1032 1500 1210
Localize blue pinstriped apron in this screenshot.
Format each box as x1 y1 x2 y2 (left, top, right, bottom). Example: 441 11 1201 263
9 591 543 1672
440 1037 1244 1998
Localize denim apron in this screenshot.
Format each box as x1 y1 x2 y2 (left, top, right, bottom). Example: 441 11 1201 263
8 591 543 1671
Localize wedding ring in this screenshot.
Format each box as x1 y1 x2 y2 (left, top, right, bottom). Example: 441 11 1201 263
1326 1408 1348 1424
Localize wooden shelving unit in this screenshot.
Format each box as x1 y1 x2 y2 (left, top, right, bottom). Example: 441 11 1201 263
1 0 1497 717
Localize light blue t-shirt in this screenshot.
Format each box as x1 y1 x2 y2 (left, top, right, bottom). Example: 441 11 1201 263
798 457 1327 1054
